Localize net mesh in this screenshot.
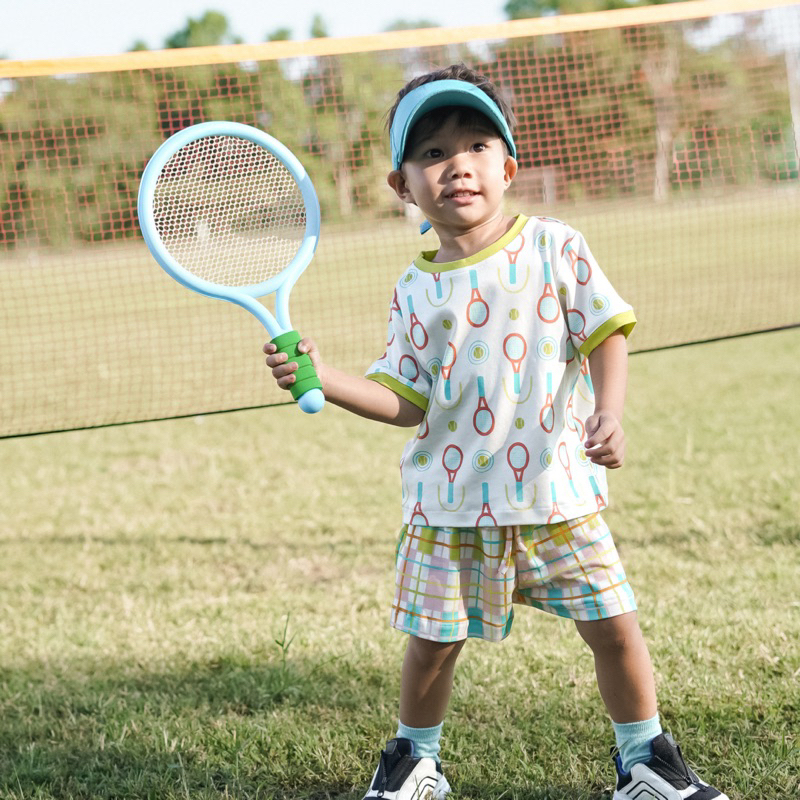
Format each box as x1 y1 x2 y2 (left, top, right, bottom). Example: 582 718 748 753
152 135 306 287
1 1 799 437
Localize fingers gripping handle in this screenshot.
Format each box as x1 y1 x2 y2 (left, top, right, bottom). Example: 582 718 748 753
271 331 325 414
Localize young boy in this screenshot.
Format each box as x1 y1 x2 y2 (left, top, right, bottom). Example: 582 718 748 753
265 65 728 800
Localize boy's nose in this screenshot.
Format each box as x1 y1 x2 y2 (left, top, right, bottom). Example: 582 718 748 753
446 152 473 178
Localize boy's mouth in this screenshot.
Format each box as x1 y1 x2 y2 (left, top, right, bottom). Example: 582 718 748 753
446 189 479 199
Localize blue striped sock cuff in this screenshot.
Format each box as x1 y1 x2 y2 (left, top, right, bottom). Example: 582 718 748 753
396 720 444 760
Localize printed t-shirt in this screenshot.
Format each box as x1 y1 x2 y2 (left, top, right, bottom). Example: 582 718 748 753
365 214 636 527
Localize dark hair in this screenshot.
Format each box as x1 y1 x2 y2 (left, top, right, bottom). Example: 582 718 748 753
387 65 517 167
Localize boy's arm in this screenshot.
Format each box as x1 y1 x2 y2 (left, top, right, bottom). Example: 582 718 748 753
264 338 425 428
584 331 628 469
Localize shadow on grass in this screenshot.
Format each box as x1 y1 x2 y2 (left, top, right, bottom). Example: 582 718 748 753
0 651 625 800
0 655 360 798
4 649 794 799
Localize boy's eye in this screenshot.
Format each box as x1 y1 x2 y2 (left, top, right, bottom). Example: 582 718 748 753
472 142 487 152
425 148 444 159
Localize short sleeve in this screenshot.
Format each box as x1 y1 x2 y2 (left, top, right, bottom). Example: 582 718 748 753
555 229 636 357
364 288 432 411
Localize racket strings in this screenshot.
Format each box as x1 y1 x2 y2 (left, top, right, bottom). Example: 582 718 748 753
152 135 306 288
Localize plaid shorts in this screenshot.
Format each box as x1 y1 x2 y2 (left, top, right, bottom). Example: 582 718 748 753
391 513 636 643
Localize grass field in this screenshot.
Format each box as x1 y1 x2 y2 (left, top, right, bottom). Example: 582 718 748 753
1 189 799 437
0 328 798 799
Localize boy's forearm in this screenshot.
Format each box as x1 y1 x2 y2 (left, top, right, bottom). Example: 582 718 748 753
320 365 425 427
587 331 628 419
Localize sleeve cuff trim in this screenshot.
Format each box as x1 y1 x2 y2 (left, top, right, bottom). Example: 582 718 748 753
579 311 637 357
365 372 429 411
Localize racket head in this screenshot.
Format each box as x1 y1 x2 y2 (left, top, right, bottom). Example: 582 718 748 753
137 121 321 310
138 121 325 414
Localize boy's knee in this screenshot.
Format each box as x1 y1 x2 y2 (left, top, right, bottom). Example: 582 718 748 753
407 635 466 668
576 612 642 654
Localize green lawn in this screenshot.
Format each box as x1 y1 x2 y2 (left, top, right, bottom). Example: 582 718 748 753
0 329 797 799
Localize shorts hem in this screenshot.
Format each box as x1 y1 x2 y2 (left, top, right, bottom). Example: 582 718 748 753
391 515 637 642
521 597 638 623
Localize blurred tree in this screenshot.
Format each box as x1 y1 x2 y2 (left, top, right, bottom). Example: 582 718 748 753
129 40 149 52
505 0 683 17
164 10 241 49
486 5 792 204
267 28 292 41
0 72 162 246
310 14 329 39
301 53 406 219
383 19 439 32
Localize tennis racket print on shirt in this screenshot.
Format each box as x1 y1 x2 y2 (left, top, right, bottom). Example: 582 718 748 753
539 372 555 433
567 308 588 344
476 482 498 526
398 354 420 383
507 442 530 503
558 441 581 500
466 269 490 327
537 261 561 324
426 272 454 307
503 333 527 395
473 376 495 436
410 482 430 526
438 444 466 511
498 234 529 293
589 475 608 511
435 342 462 410
547 482 567 524
406 296 429 350
138 121 324 413
562 233 592 285
505 441 537 510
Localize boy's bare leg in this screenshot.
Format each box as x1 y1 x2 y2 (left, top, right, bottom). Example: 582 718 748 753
574 611 658 723
399 635 467 728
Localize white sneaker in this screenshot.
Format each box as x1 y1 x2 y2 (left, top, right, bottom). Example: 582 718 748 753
612 733 729 799
362 737 450 800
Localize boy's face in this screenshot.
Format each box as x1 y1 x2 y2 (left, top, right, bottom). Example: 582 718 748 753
387 112 517 238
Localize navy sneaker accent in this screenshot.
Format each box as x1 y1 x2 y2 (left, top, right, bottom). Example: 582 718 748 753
362 737 450 800
612 733 729 800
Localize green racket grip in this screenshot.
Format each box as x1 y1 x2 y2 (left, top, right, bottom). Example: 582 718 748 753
271 331 325 413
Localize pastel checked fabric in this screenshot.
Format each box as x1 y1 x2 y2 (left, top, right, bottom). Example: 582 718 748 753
391 513 636 643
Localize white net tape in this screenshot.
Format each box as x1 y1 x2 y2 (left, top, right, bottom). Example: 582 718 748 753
152 135 306 287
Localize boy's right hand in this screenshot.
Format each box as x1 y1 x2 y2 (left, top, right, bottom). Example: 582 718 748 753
263 337 324 392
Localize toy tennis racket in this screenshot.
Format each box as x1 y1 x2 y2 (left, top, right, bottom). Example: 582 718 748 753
138 121 324 413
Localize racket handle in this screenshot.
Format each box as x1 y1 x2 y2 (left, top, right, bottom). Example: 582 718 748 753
271 330 325 414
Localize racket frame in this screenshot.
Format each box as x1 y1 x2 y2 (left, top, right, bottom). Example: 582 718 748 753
138 121 324 413
137 121 321 339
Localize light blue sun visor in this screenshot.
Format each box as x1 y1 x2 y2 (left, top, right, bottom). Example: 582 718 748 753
390 80 517 170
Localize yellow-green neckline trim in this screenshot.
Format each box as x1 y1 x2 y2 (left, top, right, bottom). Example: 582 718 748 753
414 215 528 273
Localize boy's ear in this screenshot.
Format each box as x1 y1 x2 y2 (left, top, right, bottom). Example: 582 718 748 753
503 156 518 188
387 169 416 205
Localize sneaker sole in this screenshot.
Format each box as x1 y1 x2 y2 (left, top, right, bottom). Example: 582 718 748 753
613 787 729 800
427 775 451 800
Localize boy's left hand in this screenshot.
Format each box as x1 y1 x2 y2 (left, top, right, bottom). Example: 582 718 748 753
584 410 625 469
